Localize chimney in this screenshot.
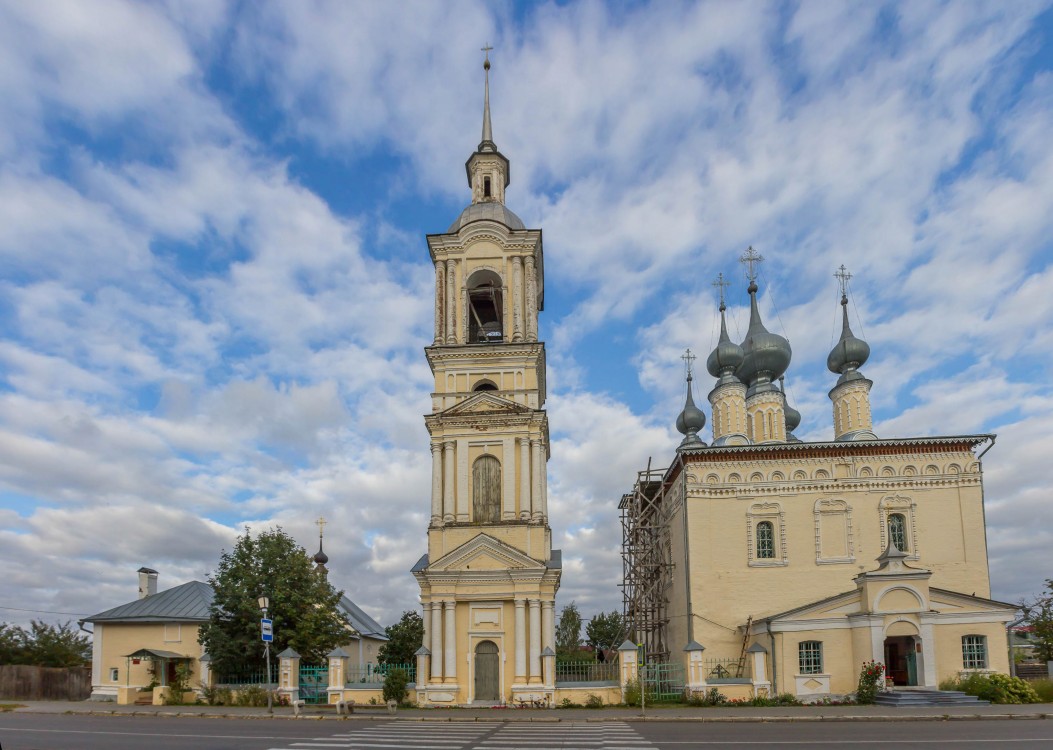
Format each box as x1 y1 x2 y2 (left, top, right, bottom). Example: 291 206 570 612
137 567 158 599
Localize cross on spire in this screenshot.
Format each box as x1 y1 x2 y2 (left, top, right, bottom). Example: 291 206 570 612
712 272 731 310
481 44 492 69
834 264 852 299
740 246 764 284
316 516 327 539
681 348 697 380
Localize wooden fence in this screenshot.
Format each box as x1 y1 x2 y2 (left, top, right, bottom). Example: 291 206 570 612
1016 663 1051 681
0 665 92 700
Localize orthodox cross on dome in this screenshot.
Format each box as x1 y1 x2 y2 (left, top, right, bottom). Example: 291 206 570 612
316 516 327 539
681 348 697 380
481 44 493 68
712 272 731 310
834 264 853 300
740 246 764 284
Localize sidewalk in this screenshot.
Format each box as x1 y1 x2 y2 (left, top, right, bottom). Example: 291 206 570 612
5 700 1053 723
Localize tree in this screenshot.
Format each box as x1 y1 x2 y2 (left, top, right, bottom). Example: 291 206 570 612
23 621 91 667
0 622 27 664
555 602 583 657
198 527 349 673
377 610 424 665
1022 578 1053 662
0 621 89 666
585 610 625 659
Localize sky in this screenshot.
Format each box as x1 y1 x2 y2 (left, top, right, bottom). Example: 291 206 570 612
1 0 1052 633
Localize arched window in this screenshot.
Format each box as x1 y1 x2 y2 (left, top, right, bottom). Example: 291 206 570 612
473 380 498 392
467 270 504 344
483 176 492 199
756 521 775 559
472 456 501 523
888 513 907 553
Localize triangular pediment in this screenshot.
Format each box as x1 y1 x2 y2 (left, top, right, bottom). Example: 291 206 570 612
439 392 533 417
427 534 545 573
930 588 1018 614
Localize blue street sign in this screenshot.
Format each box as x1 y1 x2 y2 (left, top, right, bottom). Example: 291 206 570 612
261 618 273 642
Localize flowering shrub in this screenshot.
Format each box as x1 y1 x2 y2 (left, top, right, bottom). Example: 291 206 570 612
941 673 1041 704
855 660 885 704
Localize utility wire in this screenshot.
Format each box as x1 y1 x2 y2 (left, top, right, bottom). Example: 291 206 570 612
0 605 91 617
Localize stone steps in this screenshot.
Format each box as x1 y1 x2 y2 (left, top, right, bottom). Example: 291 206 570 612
873 689 989 706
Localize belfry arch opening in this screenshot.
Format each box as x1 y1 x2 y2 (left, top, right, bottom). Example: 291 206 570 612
473 379 498 392
467 270 504 344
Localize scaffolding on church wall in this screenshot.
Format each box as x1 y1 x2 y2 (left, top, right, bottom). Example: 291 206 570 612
619 461 675 665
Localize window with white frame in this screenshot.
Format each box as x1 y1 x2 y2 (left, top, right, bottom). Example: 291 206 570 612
164 623 181 642
756 521 775 559
888 513 908 553
962 635 987 669
798 641 823 674
110 667 119 682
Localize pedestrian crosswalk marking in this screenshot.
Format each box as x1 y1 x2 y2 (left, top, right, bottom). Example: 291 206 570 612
270 720 655 750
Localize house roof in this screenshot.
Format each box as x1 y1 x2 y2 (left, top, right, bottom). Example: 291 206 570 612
83 580 214 624
339 595 387 640
83 580 389 639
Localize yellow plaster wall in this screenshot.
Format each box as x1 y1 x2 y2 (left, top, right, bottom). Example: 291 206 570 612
97 622 204 689
933 622 1010 683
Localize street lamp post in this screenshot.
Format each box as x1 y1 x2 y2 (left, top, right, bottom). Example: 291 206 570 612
258 595 273 713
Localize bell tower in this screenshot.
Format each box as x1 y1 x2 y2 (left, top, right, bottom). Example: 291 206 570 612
413 49 561 707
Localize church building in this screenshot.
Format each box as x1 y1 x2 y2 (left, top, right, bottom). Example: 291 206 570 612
621 252 1016 699
411 51 561 707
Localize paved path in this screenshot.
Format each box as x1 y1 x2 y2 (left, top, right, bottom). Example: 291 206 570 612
4 699 1052 723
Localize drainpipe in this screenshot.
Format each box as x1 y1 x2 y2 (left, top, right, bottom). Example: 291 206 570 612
680 457 693 644
766 621 777 695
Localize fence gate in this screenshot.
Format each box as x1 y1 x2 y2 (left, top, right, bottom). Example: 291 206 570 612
298 664 329 704
642 661 685 703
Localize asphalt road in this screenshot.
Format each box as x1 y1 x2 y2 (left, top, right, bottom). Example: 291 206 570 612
1 714 1052 750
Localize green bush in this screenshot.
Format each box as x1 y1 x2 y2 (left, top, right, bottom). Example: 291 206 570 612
686 687 727 706
233 684 270 707
943 673 1040 704
382 668 410 704
855 660 885 705
1029 678 1053 703
584 694 604 708
200 684 232 706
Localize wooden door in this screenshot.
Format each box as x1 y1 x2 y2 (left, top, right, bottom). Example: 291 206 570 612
474 640 500 701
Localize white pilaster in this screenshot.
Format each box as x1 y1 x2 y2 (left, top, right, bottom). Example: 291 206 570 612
456 438 469 522
519 437 531 520
430 443 442 524
434 260 445 345
525 254 537 342
530 439 543 523
502 437 516 520
539 439 548 521
431 602 444 682
528 599 541 683
512 256 523 342
443 441 455 523
445 259 456 344
444 600 457 681
514 599 527 682
541 600 554 653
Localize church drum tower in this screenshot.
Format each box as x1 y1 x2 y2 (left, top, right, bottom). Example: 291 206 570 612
412 51 561 707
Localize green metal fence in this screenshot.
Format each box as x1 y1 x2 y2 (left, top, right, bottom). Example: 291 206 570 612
345 663 416 685
299 664 329 704
555 660 619 684
213 664 279 686
641 661 685 702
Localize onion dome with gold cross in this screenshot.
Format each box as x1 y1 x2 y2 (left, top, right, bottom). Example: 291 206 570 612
827 265 870 385
676 349 706 451
706 274 744 387
736 248 791 395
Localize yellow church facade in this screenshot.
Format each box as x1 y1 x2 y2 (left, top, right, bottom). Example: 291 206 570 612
623 259 1015 699
412 53 560 707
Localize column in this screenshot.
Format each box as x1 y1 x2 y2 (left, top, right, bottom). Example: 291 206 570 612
422 602 431 651
531 439 543 522
514 599 527 682
512 256 523 342
430 602 443 682
434 260 445 345
502 438 516 520
456 438 469 522
445 259 456 344
443 441 455 523
525 254 537 342
430 443 442 525
539 440 548 521
444 600 457 681
528 599 541 683
519 437 531 520
541 600 554 653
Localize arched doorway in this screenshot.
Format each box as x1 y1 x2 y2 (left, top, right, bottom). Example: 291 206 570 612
884 621 921 686
474 640 500 701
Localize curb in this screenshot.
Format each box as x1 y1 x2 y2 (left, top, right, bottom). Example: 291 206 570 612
14 708 1051 723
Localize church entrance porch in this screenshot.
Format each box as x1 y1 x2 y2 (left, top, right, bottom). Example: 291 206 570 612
474 640 500 701
884 636 919 686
